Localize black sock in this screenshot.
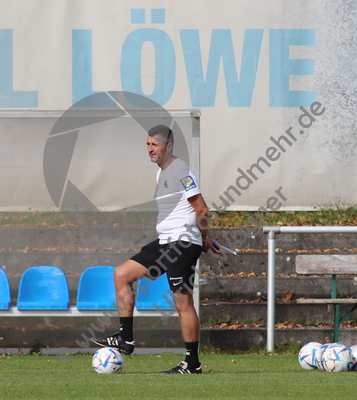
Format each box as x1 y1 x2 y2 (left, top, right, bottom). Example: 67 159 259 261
119 317 134 342
184 341 200 368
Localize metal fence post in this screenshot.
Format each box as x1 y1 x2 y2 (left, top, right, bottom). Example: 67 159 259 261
267 230 276 352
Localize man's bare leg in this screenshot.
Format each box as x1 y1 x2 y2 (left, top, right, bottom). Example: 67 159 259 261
172 290 199 342
161 290 202 373
91 259 147 354
114 259 148 317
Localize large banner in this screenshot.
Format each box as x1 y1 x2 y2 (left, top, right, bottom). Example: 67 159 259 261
0 0 356 211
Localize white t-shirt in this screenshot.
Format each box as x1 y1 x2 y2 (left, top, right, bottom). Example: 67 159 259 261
155 158 202 245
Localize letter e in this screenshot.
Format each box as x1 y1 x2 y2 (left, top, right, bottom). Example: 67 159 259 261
310 101 325 116
267 196 282 211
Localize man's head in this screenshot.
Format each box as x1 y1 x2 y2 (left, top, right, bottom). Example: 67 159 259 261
148 125 174 147
147 125 175 168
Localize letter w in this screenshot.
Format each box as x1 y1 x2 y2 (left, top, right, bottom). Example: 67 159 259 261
180 29 263 107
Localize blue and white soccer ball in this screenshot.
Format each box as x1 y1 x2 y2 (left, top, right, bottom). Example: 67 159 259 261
298 342 321 370
321 344 354 372
314 342 335 371
92 347 124 374
349 344 357 371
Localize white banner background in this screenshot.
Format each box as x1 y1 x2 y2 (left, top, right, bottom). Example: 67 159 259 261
0 0 356 211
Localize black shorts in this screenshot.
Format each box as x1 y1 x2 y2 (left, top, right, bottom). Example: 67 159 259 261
131 239 202 292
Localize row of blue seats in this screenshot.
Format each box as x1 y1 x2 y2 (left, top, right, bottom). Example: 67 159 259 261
0 266 175 311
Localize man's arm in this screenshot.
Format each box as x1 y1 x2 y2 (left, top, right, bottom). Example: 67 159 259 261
187 194 221 254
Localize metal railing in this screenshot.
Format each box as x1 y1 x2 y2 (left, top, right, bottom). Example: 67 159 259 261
262 226 357 352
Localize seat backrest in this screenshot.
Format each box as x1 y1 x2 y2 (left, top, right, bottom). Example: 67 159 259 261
136 274 176 311
0 269 11 309
77 266 116 310
17 266 70 310
296 254 357 275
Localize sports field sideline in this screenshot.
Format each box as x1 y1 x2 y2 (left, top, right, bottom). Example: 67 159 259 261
1 353 356 399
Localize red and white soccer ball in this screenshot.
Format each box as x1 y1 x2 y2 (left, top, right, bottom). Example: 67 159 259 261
321 344 354 372
298 342 321 370
92 347 124 374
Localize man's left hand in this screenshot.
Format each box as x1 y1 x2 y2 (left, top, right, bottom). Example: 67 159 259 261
202 238 221 254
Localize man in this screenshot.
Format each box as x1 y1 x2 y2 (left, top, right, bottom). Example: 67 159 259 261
92 125 220 374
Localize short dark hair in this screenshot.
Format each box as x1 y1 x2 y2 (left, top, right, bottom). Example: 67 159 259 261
148 125 174 146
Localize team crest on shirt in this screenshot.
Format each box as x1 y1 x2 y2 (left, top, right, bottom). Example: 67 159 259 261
180 176 196 191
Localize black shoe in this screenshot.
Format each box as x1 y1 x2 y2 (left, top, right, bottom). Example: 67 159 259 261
91 332 135 355
161 361 202 374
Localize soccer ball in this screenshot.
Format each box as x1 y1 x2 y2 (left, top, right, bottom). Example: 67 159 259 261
349 344 357 371
314 343 335 371
298 342 321 370
92 347 124 374
314 343 346 371
322 344 354 372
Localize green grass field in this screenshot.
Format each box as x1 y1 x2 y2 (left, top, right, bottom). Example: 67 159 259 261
1 353 356 399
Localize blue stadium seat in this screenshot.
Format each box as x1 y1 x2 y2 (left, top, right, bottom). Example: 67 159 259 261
136 274 176 311
0 269 11 309
76 266 116 310
17 266 70 310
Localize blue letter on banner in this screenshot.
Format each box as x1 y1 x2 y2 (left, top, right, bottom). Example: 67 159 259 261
72 30 100 106
180 29 263 107
269 29 315 107
0 30 38 107
121 28 176 107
